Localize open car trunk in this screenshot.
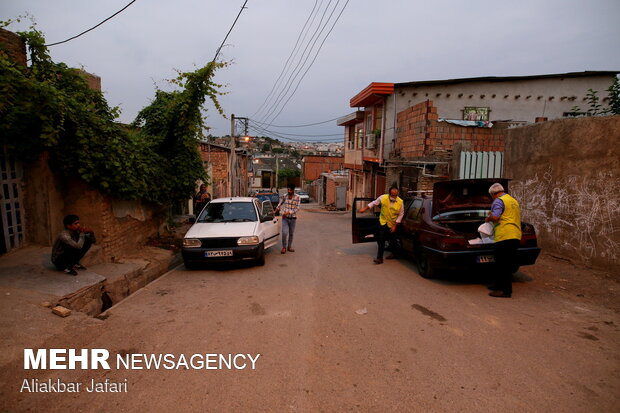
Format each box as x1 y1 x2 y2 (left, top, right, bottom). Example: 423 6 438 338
436 219 487 240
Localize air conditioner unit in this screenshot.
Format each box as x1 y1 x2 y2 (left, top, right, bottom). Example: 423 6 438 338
365 134 376 149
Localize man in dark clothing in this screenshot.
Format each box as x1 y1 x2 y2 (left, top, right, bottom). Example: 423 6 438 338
51 215 95 276
194 184 211 217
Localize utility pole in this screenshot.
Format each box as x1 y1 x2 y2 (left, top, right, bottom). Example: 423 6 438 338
275 153 279 192
230 116 249 197
229 114 235 197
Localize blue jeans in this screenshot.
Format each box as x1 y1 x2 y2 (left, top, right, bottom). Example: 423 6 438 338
282 217 297 249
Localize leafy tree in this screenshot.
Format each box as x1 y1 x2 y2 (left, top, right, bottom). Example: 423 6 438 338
607 77 620 115
278 168 300 178
0 25 226 205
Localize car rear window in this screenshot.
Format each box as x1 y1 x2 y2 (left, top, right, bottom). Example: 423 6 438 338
197 202 258 223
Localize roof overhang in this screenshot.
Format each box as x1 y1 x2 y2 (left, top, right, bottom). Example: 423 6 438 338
395 71 620 88
350 82 394 108
337 111 365 126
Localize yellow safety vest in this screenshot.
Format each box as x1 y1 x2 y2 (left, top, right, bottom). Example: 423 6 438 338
494 194 522 242
379 195 403 229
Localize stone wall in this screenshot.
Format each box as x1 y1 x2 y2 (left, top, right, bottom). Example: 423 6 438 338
505 116 620 273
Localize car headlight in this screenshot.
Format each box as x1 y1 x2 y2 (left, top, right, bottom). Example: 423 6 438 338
183 238 202 248
237 236 260 245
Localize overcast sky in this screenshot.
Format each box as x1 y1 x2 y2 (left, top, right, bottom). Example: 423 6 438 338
3 0 620 141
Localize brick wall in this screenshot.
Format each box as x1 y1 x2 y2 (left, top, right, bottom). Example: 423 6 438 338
303 156 344 181
61 179 164 261
396 100 507 159
326 179 336 205
199 144 229 197
0 28 27 67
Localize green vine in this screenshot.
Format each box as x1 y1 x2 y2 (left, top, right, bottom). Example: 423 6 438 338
0 25 226 205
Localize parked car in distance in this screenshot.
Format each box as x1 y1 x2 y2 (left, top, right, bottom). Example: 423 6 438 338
255 191 281 214
182 197 280 268
352 179 541 278
296 190 310 203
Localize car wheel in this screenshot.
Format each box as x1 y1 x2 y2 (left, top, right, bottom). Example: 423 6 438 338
184 260 196 270
256 245 265 266
416 247 435 279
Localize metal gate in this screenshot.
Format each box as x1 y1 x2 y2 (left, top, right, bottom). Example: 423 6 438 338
459 151 503 179
0 153 24 254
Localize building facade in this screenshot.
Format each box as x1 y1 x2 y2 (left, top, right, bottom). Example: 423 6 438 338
339 71 618 206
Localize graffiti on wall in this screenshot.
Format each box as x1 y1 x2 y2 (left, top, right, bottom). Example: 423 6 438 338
511 166 620 265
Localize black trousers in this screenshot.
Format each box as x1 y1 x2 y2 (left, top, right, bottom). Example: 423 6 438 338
494 238 520 295
376 224 395 259
53 237 92 271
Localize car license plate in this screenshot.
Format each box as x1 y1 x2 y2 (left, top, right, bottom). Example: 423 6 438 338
205 250 233 257
477 255 495 263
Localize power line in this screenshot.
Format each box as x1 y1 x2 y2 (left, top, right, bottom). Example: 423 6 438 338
249 115 345 128
213 0 249 62
248 122 344 143
250 0 320 119
262 0 350 126
45 0 138 47
257 0 338 125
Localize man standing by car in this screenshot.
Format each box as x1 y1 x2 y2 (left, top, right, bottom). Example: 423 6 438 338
485 183 522 298
275 183 301 254
358 185 404 264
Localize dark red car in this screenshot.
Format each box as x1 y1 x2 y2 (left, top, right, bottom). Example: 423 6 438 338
352 179 541 278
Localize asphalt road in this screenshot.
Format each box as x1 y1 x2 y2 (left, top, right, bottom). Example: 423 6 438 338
2 208 619 413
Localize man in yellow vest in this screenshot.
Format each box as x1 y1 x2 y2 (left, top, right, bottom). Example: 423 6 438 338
485 183 522 298
359 186 404 264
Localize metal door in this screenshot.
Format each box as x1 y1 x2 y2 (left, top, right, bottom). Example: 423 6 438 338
0 153 24 254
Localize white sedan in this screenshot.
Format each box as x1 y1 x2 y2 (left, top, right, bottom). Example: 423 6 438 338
182 197 280 268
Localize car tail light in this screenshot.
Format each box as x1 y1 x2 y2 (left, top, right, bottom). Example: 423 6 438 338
520 233 538 247
438 236 468 250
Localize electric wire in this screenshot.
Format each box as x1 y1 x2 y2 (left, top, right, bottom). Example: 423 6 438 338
248 120 341 137
250 0 320 119
45 0 138 47
213 0 249 62
249 115 345 128
257 0 338 125
248 122 344 143
262 0 350 126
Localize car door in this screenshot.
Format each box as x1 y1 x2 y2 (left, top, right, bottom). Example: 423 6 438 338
258 200 280 248
400 198 424 253
352 197 380 243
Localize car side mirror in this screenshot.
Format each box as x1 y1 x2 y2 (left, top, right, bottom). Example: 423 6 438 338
188 217 196 224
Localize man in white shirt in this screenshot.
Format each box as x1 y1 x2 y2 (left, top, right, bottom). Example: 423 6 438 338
358 186 404 264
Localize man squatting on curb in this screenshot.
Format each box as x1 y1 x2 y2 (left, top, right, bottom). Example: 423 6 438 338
51 214 96 276
275 183 301 254
358 186 404 264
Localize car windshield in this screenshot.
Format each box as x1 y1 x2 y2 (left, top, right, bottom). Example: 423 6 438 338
257 194 280 203
432 209 489 221
197 202 258 223
297 191 308 195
